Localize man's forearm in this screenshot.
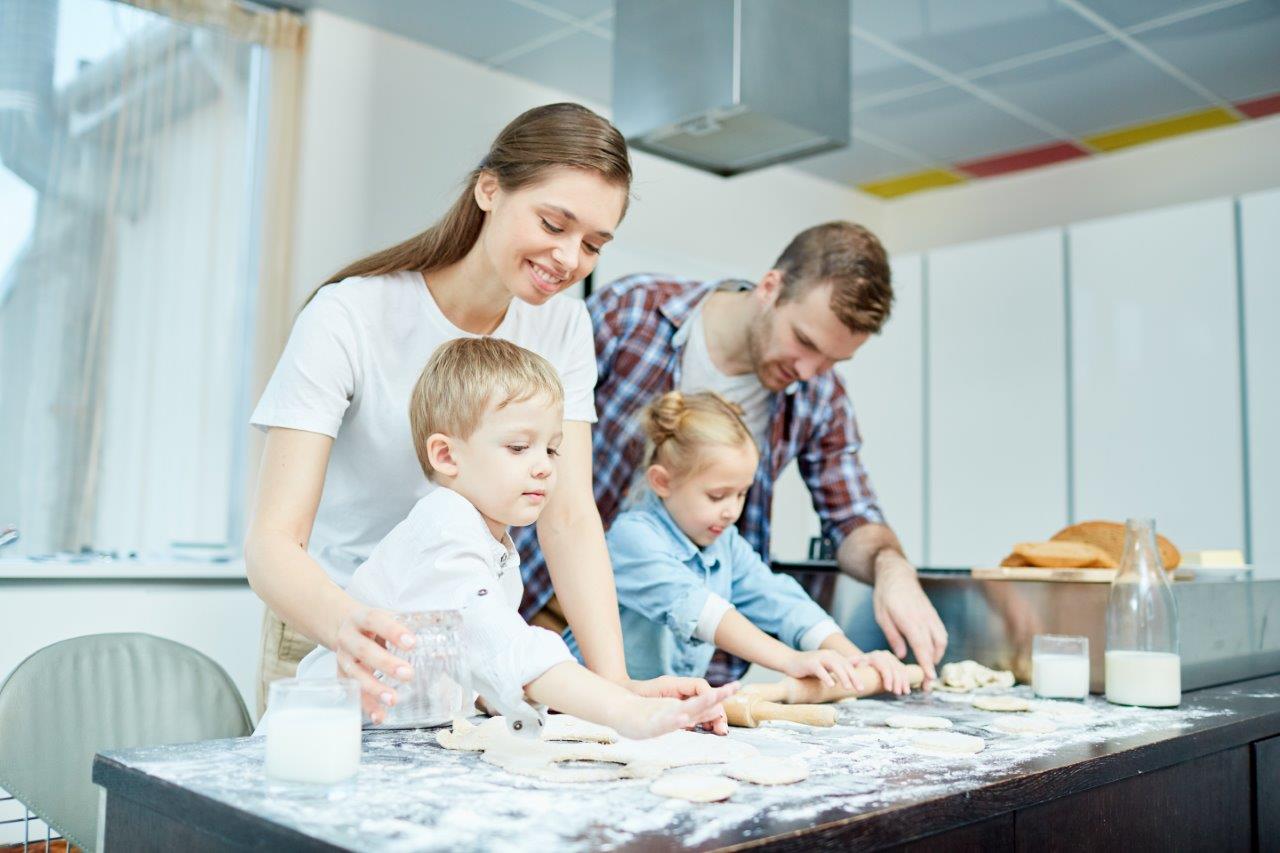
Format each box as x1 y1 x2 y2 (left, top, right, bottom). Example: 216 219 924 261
835 523 907 584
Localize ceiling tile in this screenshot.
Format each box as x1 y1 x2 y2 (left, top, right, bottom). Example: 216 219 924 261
975 39 1212 136
518 0 614 23
496 30 611 106
1133 0 1280 102
306 0 567 63
851 37 942 106
852 83 1055 162
796 137 932 185
1070 0 1227 30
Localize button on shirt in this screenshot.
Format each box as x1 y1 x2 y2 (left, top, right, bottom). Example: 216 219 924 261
566 492 840 681
294 487 573 714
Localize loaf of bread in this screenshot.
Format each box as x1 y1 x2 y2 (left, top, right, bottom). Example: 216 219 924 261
1011 540 1117 568
1051 520 1180 570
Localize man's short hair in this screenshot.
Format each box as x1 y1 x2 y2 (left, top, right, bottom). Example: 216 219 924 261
772 221 893 334
409 337 564 480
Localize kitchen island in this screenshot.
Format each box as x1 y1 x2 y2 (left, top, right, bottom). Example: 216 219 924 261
93 673 1280 851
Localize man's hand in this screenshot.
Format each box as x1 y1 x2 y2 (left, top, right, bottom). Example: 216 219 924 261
871 551 948 683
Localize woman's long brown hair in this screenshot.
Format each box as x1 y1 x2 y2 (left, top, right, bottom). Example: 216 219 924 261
303 102 631 308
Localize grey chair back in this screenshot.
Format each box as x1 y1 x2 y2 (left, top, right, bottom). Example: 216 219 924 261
0 633 252 851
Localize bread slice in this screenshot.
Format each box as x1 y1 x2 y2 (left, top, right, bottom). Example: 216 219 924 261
1051 520 1180 570
999 552 1032 567
1012 540 1117 568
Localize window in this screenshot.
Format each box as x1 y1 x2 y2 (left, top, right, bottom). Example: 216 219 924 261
0 0 269 559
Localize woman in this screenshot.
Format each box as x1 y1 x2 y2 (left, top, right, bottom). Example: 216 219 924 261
245 103 722 726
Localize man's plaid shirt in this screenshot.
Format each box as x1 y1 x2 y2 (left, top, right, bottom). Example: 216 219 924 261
514 274 886 681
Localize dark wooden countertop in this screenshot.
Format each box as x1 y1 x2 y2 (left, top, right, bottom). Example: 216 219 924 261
93 674 1280 851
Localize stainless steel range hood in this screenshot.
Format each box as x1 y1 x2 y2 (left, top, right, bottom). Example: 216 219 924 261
612 0 850 177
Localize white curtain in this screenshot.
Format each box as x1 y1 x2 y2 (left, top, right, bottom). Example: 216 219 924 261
0 0 305 557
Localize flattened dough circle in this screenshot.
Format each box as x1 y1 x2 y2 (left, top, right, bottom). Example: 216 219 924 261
884 714 953 730
912 731 985 755
722 757 809 786
649 774 738 802
972 695 1030 712
990 716 1058 735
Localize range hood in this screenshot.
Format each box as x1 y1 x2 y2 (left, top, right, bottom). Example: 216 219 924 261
612 0 850 177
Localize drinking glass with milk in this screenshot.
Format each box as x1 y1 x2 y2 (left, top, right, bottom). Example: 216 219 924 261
1104 518 1181 707
265 678 361 796
1032 635 1089 699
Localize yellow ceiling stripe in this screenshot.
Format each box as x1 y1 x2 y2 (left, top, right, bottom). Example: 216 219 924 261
1084 107 1239 152
858 168 967 199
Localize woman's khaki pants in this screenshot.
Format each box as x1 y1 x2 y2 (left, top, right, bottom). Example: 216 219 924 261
256 608 319 717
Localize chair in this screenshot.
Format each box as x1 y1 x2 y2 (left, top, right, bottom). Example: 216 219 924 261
0 633 252 851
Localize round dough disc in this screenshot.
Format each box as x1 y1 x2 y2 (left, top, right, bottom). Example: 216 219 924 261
649 774 738 802
912 731 985 756
972 695 1030 712
990 716 1058 735
722 757 809 786
884 714 953 730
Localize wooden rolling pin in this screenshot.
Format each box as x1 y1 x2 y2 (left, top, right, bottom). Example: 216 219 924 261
724 694 836 728
739 663 925 705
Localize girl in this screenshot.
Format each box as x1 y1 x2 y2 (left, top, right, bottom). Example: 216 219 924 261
245 103 721 726
597 391 914 693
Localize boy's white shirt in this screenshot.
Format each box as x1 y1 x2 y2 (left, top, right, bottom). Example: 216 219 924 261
259 487 573 732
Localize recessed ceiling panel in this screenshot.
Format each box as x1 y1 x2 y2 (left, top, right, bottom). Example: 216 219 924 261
975 39 1212 136
796 137 931 185
851 37 941 106
523 0 614 22
1071 0 1225 30
1134 0 1280 101
497 30 611 106
853 83 1054 162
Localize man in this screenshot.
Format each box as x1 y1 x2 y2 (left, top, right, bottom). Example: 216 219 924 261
515 221 948 683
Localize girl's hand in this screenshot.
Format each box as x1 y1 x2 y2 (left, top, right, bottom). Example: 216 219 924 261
851 649 914 696
627 675 729 734
783 649 862 691
614 682 739 740
333 605 415 723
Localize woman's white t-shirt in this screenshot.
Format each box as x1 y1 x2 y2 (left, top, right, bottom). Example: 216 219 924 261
250 271 598 588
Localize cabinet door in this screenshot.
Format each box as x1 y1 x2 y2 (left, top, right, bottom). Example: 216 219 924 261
1241 189 1280 568
927 229 1068 567
771 255 924 562
1068 199 1244 551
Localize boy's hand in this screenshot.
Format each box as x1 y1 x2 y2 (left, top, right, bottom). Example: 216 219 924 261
850 649 913 696
783 649 862 691
628 675 729 734
613 682 740 740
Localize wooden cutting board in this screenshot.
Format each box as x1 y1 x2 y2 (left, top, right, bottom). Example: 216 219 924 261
971 567 1196 582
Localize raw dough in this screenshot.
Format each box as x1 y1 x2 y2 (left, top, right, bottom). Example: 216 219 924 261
649 774 738 802
884 714 953 730
437 716 758 783
937 660 1015 692
972 695 1030 712
990 716 1058 735
1028 700 1097 720
912 731 985 756
722 757 809 786
542 715 617 743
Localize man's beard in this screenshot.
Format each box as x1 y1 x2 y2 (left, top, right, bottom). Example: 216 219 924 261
746 310 784 391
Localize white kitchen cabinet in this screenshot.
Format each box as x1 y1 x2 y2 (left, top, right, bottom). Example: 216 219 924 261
1240 188 1280 567
927 229 1069 567
1068 199 1244 552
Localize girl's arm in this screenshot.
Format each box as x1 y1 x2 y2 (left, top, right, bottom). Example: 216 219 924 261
712 609 858 689
535 421 628 681
244 427 412 722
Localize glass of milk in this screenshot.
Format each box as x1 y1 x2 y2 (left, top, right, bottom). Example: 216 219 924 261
1032 635 1090 699
265 678 361 796
1104 518 1181 707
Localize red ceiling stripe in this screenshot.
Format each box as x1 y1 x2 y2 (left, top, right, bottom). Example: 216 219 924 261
1236 92 1280 119
955 141 1091 179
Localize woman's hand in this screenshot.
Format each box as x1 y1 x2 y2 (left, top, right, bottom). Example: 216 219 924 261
627 675 731 735
333 605 415 723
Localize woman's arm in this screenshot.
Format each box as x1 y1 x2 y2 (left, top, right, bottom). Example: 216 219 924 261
535 421 628 681
244 427 412 721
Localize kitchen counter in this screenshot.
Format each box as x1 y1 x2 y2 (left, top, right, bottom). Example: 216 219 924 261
93 674 1280 851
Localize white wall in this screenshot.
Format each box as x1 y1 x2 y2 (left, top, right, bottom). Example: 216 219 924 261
883 114 1280 256
290 10 884 307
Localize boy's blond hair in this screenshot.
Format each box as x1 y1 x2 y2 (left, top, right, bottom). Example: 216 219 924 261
409 337 564 481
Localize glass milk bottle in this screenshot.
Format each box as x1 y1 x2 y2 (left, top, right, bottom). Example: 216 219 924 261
1104 518 1181 707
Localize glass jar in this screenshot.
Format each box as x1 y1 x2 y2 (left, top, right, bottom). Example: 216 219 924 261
380 610 472 728
1104 518 1181 707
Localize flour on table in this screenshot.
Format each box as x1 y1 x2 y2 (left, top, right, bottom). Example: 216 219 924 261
912 731 985 756
989 716 1058 735
884 714 953 730
722 757 809 786
437 716 758 783
937 660 1015 692
972 695 1030 712
649 774 738 802
1028 700 1097 720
